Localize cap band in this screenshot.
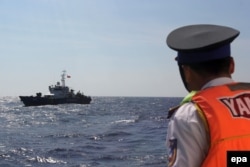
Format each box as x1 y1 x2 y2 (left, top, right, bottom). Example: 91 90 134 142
177 44 231 64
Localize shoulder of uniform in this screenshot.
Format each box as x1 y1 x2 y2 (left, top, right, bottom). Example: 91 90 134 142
167 105 180 119
168 102 199 119
168 91 198 119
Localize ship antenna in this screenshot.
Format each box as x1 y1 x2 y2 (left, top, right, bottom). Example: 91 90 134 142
61 70 66 87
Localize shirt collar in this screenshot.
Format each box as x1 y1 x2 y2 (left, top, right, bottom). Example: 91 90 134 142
201 77 235 90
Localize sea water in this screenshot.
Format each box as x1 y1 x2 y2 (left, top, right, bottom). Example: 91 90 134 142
0 96 181 167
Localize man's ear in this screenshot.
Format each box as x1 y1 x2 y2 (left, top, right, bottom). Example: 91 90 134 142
182 65 192 83
229 57 235 74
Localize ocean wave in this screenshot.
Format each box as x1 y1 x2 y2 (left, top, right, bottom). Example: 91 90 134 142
112 119 136 124
90 153 167 167
28 156 67 164
104 131 132 137
42 133 84 139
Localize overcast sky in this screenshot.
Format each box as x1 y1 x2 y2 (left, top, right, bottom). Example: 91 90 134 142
1 0 250 97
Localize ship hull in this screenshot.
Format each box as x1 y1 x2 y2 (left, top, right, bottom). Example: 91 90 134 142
19 96 91 107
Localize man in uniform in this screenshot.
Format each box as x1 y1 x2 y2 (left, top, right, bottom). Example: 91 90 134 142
165 24 250 167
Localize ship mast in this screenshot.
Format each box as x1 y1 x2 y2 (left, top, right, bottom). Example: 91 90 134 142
61 70 66 87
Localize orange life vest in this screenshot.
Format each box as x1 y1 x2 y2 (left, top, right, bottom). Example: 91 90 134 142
192 82 250 167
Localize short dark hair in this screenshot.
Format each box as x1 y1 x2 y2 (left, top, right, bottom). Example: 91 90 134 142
187 57 231 76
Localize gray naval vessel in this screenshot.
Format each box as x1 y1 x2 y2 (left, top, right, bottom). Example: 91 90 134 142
19 71 91 106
